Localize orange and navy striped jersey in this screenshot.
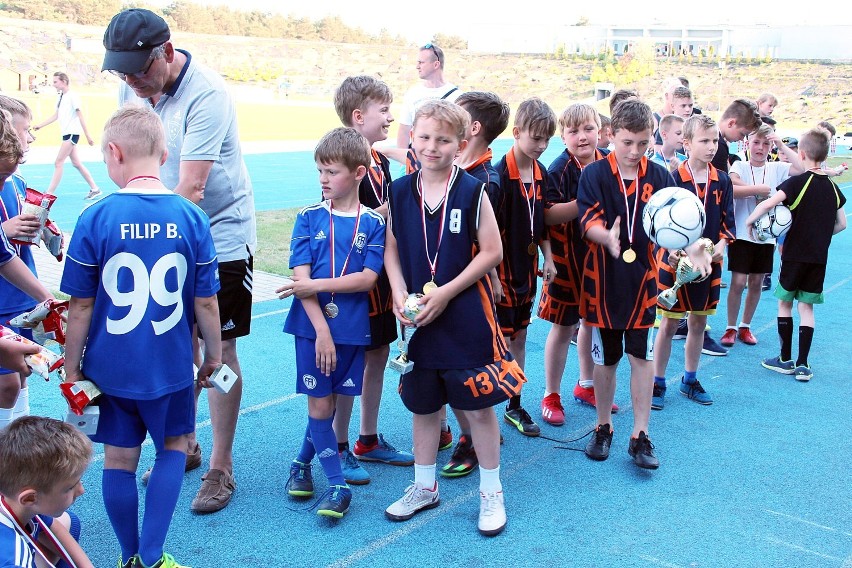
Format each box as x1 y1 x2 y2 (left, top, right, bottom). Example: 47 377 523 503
655 163 736 312
577 153 675 329
544 148 608 306
463 149 501 208
361 149 394 316
388 166 508 369
493 148 548 307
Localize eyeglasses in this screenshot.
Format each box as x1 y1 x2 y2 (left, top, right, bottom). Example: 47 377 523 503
108 55 156 81
423 42 440 61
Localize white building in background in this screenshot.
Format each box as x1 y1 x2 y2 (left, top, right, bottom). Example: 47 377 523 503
466 23 852 61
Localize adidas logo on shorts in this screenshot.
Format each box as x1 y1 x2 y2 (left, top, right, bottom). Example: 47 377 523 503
317 448 336 459
342 378 356 388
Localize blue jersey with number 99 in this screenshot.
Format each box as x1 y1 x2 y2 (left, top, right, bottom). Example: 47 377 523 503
61 188 219 400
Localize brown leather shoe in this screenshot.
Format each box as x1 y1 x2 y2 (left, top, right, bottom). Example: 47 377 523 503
141 442 202 485
191 468 236 513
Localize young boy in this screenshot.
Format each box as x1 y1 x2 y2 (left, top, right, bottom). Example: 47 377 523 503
330 76 412 486
384 100 524 536
0 416 93 568
598 115 612 150
540 103 617 426
441 90 509 476
0 100 53 430
756 93 778 118
493 97 556 437
652 115 735 409
61 106 223 568
712 99 763 173
576 98 676 470
746 128 846 381
653 87 693 153
650 115 687 173
278 127 385 518
33 72 100 199
723 124 803 348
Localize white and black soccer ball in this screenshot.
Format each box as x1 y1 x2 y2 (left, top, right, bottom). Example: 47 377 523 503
753 204 793 241
642 186 706 250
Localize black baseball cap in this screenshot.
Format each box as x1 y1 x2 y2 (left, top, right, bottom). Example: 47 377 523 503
102 9 171 73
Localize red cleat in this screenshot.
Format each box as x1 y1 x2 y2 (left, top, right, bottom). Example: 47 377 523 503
573 382 619 413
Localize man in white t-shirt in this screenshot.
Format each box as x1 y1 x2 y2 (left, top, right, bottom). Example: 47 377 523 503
33 72 100 199
389 43 461 172
721 124 803 348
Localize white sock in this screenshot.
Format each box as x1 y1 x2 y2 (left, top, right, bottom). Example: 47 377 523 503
0 407 13 430
12 387 29 420
739 322 750 328
544 390 554 397
579 379 594 389
479 465 502 493
726 326 737 331
414 463 436 490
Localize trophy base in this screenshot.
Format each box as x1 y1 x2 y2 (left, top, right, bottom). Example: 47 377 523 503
657 293 678 310
387 357 414 375
65 405 100 436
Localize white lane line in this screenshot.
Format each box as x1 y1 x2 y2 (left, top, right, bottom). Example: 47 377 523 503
637 555 685 568
765 509 852 537
251 307 290 320
764 536 842 561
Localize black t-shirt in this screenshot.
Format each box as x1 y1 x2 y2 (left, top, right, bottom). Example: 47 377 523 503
711 132 730 172
779 172 847 264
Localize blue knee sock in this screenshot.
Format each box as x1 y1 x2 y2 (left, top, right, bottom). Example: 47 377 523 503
309 416 345 487
52 511 82 568
139 450 185 567
102 469 139 562
654 376 666 387
295 422 315 464
683 370 697 384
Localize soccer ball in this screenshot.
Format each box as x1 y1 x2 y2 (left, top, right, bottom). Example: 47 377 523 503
753 204 793 241
642 187 706 250
402 293 424 322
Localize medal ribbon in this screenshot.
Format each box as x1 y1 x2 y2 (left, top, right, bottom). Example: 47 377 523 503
685 162 711 209
328 201 362 305
418 167 454 284
367 150 386 205
615 165 641 251
520 164 536 246
0 496 77 568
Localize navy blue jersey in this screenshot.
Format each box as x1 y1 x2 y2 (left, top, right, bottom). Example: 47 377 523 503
577 153 675 329
389 166 508 369
284 201 385 345
493 149 548 307
61 188 219 400
464 149 501 207
0 174 38 315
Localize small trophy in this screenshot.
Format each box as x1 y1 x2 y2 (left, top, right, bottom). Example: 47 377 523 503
657 239 714 310
387 293 423 375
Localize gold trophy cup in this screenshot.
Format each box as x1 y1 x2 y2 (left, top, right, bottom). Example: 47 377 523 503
657 239 714 310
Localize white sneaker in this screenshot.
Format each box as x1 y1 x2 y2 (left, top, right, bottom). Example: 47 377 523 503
478 490 507 536
385 483 440 521
84 188 101 200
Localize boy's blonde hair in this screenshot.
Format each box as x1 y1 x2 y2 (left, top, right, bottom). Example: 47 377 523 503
314 127 371 172
659 114 685 132
0 416 92 495
413 99 470 142
514 97 557 138
749 123 775 140
333 75 393 127
671 86 692 101
683 114 717 141
611 99 654 134
757 92 778 107
0 95 32 121
0 112 24 166
102 105 166 160
558 103 600 135
799 127 831 163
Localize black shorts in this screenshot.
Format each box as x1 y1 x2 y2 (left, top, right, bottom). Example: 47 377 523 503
398 356 526 415
727 240 775 274
62 134 80 145
775 260 827 304
200 254 253 340
496 302 533 339
367 310 397 351
590 327 655 366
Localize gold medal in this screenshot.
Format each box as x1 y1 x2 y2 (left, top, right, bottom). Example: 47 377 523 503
528 242 537 256
622 248 637 263
423 280 438 294
324 302 339 319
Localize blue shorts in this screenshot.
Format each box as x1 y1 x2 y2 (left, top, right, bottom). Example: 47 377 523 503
0 310 34 375
90 385 196 450
294 336 364 398
62 134 80 144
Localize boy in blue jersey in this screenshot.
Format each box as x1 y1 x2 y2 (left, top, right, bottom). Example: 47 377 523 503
61 106 222 568
650 115 687 173
330 76 412 485
277 127 385 519
652 115 735 410
440 91 510 477
0 101 54 430
0 416 93 568
493 98 557 437
577 99 678 470
384 100 525 536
